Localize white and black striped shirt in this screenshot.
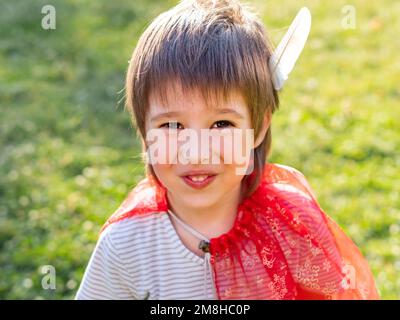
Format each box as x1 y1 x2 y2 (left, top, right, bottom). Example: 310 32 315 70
75 211 217 300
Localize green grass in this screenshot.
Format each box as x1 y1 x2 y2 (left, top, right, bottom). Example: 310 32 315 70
0 0 399 299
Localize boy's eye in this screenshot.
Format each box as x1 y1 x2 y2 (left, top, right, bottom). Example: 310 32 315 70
159 121 183 129
159 120 235 129
212 120 235 128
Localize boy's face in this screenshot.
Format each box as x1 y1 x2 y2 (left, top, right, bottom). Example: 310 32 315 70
145 83 270 210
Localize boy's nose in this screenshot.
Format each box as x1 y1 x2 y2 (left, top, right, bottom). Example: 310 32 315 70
177 129 215 165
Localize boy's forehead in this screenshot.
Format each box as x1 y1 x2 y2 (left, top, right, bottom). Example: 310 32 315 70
148 84 247 113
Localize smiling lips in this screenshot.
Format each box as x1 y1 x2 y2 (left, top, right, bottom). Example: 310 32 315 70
180 171 217 189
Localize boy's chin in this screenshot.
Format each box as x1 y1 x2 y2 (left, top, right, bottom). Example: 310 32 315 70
180 193 221 209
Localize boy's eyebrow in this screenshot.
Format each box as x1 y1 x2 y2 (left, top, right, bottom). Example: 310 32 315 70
150 111 182 123
150 108 244 123
216 108 245 119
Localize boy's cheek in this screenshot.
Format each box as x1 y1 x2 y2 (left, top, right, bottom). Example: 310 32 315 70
151 164 175 187
214 129 254 175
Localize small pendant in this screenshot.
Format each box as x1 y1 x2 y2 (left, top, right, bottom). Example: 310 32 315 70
198 240 210 252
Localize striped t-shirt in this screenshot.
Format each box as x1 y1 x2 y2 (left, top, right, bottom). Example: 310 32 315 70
75 211 217 300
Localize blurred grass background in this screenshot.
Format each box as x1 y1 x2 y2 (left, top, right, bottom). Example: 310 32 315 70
0 0 399 299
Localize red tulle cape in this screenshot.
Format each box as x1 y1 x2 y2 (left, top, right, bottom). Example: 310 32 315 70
100 163 379 300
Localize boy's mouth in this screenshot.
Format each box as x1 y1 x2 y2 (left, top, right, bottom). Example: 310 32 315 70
186 175 209 182
179 172 217 189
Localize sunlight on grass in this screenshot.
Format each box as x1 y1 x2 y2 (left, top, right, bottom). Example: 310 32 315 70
0 0 398 299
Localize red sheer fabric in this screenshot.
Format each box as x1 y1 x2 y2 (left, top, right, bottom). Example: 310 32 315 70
100 163 379 300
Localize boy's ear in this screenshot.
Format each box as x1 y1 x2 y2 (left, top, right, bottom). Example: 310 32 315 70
254 111 272 149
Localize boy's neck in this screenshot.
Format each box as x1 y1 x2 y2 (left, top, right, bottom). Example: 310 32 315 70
166 185 242 240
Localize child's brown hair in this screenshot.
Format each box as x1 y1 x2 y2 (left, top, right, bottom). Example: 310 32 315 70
125 0 279 198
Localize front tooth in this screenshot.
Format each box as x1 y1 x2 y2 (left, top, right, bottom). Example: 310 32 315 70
190 175 208 182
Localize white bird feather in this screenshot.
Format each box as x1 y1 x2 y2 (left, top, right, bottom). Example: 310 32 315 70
268 7 312 91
